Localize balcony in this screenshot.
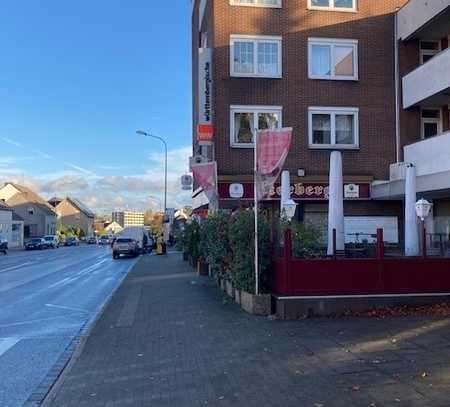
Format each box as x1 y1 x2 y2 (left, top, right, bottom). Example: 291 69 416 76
402 47 450 108
404 131 450 180
372 132 450 199
397 0 450 41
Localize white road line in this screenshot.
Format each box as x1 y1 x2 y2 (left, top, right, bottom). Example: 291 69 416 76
45 303 89 313
0 338 20 357
0 262 34 273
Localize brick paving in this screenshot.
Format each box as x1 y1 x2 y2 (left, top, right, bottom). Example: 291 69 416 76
46 253 450 407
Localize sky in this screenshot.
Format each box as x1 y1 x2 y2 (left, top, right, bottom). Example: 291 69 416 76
0 1 192 214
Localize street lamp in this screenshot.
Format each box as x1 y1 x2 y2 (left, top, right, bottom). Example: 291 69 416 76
136 130 168 217
281 199 297 222
415 198 433 258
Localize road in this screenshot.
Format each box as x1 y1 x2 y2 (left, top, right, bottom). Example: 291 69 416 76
0 245 138 407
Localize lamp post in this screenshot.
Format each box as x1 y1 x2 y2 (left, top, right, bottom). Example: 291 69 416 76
415 198 433 258
136 130 168 217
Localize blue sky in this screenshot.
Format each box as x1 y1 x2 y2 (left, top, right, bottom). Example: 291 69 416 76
0 1 192 213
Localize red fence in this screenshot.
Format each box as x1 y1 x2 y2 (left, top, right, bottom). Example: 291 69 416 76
272 229 450 296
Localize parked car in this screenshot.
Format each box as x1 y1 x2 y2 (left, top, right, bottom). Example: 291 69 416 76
25 238 47 250
64 237 79 247
98 236 110 245
87 236 97 244
112 238 139 259
43 235 59 249
0 236 8 255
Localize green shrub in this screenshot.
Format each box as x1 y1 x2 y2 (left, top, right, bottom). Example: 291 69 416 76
183 220 201 259
228 211 271 294
200 212 232 280
291 222 323 258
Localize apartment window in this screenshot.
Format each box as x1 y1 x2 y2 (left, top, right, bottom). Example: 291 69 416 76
230 0 282 7
231 35 282 78
231 105 282 147
309 107 359 149
420 40 441 64
308 38 358 80
308 0 356 12
421 108 442 139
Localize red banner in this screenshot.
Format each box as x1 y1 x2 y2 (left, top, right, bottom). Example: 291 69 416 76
256 128 292 201
192 162 218 203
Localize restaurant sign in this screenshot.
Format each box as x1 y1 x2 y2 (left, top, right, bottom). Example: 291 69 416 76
218 182 370 201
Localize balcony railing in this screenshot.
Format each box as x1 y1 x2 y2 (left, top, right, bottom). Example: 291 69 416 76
397 0 450 40
402 47 450 108
404 130 450 178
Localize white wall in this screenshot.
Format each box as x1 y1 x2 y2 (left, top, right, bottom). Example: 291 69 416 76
397 0 450 40
402 47 450 108
405 131 450 178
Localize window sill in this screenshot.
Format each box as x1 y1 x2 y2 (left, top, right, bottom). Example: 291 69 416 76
309 144 359 150
231 143 254 149
308 75 359 81
307 6 357 13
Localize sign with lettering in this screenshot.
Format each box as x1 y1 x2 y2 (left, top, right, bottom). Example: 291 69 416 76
198 47 213 145
218 182 370 201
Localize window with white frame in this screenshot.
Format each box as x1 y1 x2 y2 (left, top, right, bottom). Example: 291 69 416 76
230 0 282 7
308 0 356 11
420 40 441 64
230 105 282 147
421 108 442 139
231 35 282 78
308 38 358 80
308 107 359 149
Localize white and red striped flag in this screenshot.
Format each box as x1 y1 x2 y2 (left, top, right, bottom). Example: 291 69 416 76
255 127 293 201
192 161 218 203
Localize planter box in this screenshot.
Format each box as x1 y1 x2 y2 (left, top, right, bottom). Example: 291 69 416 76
240 291 272 316
197 261 209 276
225 280 234 299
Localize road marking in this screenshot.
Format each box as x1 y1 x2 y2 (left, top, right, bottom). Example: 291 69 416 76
0 262 34 273
0 338 20 357
45 303 89 313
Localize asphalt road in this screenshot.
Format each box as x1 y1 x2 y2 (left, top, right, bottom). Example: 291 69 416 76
0 245 138 407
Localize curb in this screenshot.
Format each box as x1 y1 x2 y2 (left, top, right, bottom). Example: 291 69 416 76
23 256 144 407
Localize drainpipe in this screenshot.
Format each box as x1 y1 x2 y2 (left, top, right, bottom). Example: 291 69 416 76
394 9 401 163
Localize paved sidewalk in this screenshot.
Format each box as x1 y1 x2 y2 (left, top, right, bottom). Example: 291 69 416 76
46 253 450 407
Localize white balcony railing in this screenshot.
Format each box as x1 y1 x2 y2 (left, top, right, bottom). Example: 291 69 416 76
397 0 450 40
405 131 450 179
402 47 450 108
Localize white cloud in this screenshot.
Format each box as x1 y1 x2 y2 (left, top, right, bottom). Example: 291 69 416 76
0 145 193 214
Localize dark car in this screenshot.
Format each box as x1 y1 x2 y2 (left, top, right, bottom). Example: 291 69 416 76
87 237 97 244
26 238 47 250
64 237 79 247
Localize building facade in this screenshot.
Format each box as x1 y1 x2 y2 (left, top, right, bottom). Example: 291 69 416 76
372 0 450 242
0 183 56 238
112 211 145 228
54 197 95 237
192 0 425 244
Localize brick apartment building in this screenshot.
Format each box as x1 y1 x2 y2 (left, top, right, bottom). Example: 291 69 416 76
191 0 450 245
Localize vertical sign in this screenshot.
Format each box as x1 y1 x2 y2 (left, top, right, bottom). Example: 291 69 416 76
198 48 213 145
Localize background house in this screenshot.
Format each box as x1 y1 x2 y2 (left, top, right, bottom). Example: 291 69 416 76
53 197 95 237
0 183 56 238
